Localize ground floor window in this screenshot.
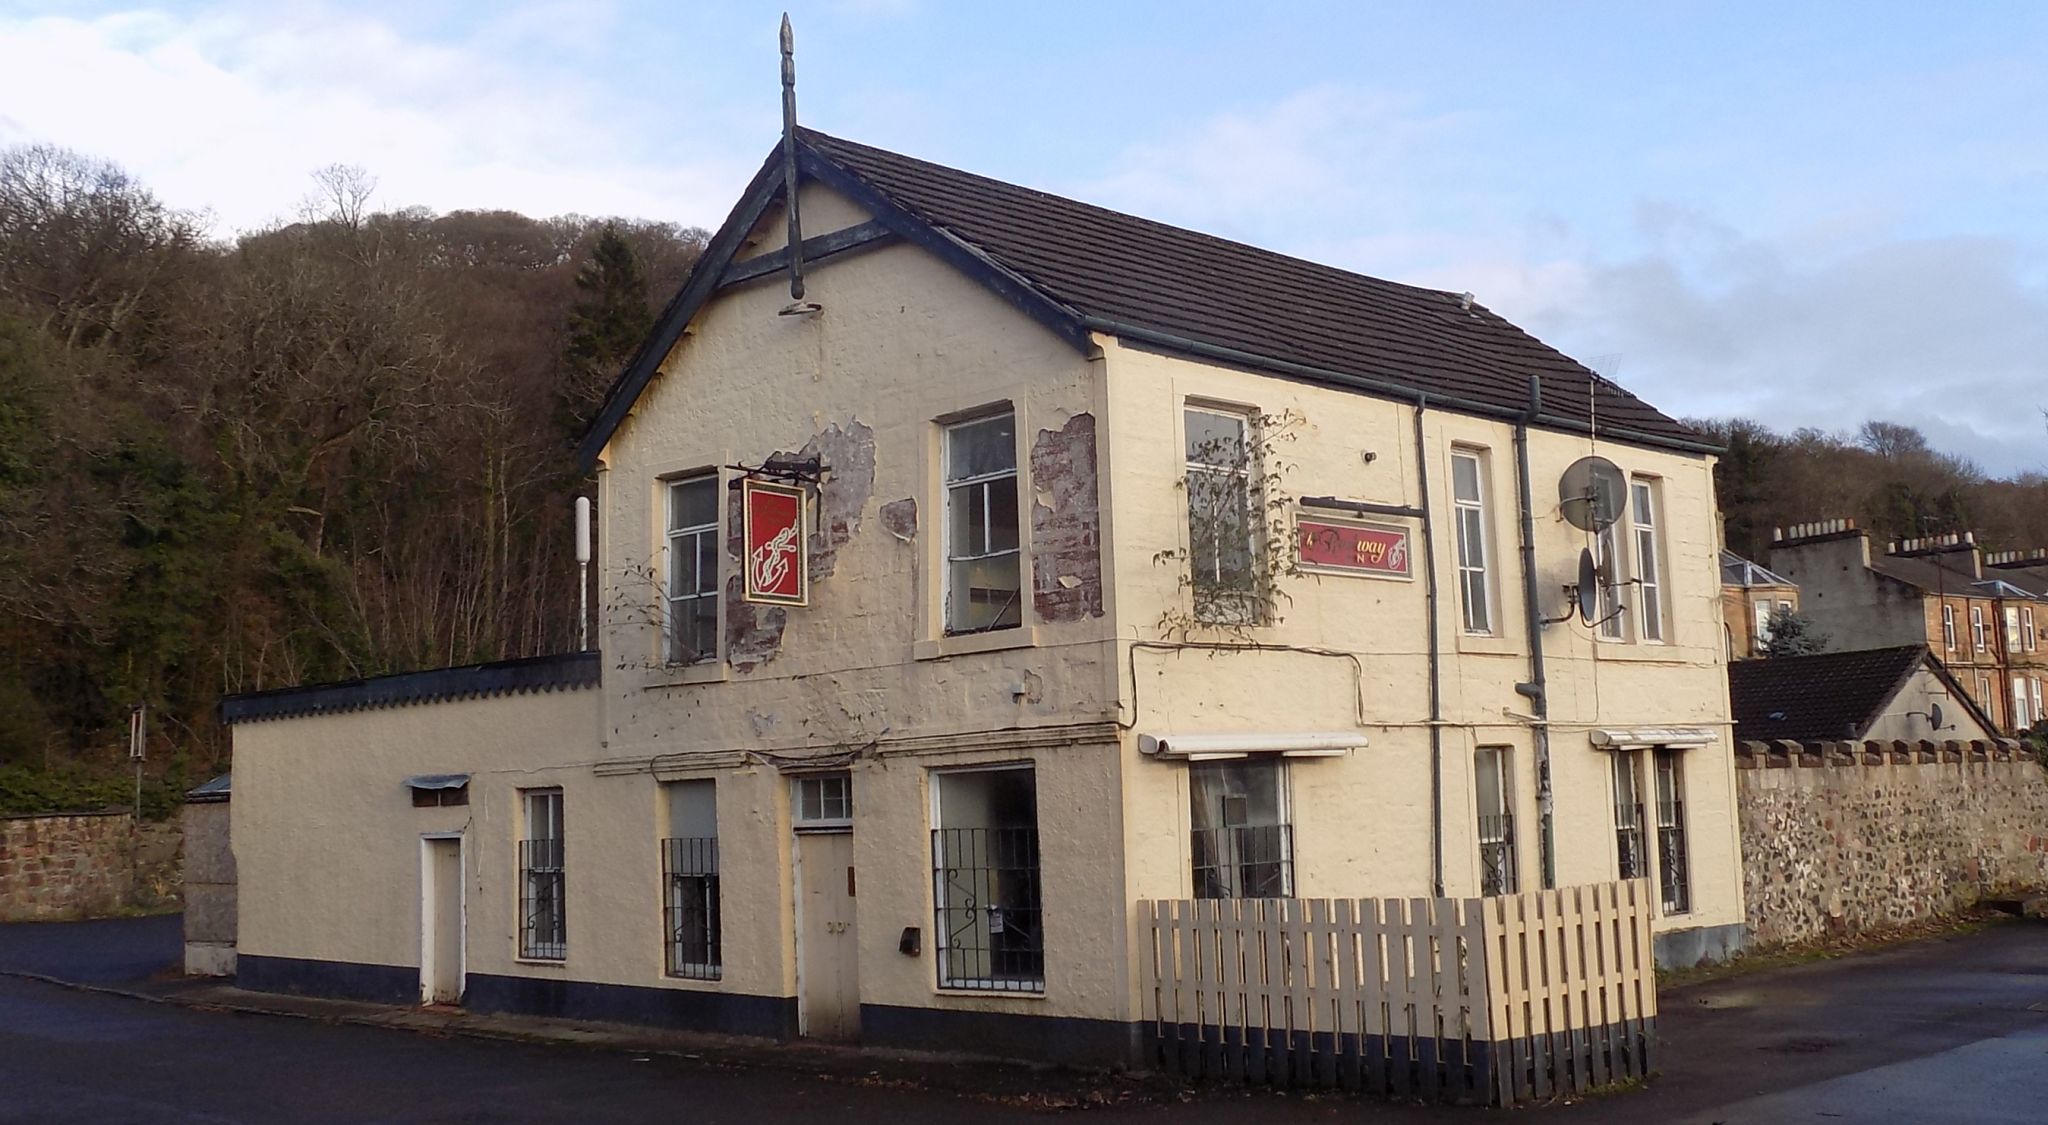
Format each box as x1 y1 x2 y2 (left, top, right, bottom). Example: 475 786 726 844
1190 759 1292 899
1475 747 1517 896
519 788 566 960
1653 749 1691 915
662 780 720 979
1611 754 1647 882
931 766 1042 992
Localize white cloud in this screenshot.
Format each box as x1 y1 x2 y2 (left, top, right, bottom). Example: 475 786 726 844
1083 84 2048 477
0 3 748 234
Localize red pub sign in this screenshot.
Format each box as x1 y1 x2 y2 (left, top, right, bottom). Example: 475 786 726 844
741 479 808 606
1297 516 1412 579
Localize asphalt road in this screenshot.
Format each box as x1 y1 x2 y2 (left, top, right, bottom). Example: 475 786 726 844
2 915 2046 1123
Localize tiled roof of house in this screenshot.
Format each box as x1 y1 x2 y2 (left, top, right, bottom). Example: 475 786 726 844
578 129 1710 467
798 129 1699 448
219 651 600 724
1727 644 1980 742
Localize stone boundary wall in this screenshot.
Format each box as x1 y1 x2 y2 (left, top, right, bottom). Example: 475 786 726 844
1738 738 2048 948
0 810 140 922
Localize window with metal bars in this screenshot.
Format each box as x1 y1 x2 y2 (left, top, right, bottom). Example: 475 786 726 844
662 779 719 978
1654 749 1691 914
943 413 1022 635
1474 746 1517 896
931 767 1042 991
1189 759 1292 899
519 788 566 960
1611 754 1647 882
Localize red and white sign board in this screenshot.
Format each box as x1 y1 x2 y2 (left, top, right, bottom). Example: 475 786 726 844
1297 516 1412 579
741 479 808 606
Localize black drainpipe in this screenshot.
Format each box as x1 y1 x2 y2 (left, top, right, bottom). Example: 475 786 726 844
1413 397 1445 898
1514 376 1556 889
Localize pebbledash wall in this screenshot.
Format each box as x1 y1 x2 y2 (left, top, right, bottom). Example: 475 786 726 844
1736 739 2048 949
0 811 138 922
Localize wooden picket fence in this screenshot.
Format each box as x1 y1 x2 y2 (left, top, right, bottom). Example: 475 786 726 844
1139 880 1658 1105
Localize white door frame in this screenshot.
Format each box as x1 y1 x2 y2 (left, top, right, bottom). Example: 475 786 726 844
419 832 466 1004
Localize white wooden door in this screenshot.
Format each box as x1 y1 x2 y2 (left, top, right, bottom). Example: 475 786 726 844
421 837 464 1004
797 830 859 1039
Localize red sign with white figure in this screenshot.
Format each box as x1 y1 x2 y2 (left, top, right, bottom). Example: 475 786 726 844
1297 517 1412 579
741 479 808 606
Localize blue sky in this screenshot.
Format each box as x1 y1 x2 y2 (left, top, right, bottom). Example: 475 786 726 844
3 1 2044 473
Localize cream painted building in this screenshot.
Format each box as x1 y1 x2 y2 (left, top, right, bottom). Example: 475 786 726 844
223 128 1744 1064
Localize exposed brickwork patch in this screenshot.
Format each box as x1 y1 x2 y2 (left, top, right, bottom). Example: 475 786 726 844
1028 412 1103 623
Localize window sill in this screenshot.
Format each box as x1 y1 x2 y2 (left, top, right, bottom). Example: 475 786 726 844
661 972 724 988
513 957 568 968
915 626 1039 661
1593 641 1689 665
645 661 728 688
1456 632 1519 656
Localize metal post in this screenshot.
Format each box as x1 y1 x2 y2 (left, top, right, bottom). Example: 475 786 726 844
128 702 145 820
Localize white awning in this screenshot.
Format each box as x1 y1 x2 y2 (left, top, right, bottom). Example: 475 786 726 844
1589 727 1717 751
1138 731 1365 761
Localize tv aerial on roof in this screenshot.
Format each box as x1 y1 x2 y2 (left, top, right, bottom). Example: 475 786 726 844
1558 456 1627 532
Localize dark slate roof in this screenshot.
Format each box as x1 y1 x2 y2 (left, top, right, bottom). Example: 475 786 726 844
220 652 600 725
800 129 1698 447
1726 645 1984 742
185 773 231 803
577 129 1708 467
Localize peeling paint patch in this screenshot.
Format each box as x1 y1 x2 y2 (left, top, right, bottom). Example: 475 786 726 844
721 420 875 673
880 497 918 542
1029 412 1104 622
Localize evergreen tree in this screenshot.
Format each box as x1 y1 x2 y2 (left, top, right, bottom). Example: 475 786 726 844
1762 607 1829 658
563 223 652 425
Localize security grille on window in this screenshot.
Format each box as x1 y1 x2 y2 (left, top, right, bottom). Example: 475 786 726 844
943 413 1022 634
1612 754 1646 881
931 767 1042 991
1653 750 1691 914
1185 408 1259 623
1451 451 1492 635
519 788 566 960
792 772 853 830
1474 747 1516 896
666 474 720 664
662 780 719 979
1190 759 1292 898
1632 479 1664 642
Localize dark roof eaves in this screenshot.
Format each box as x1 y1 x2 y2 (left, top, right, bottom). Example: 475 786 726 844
1091 317 1720 457
220 651 601 726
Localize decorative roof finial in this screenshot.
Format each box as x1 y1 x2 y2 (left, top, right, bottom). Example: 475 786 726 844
779 13 807 306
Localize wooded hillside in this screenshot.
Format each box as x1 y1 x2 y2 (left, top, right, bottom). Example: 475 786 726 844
0 145 704 790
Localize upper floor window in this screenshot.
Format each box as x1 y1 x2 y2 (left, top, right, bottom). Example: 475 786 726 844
2006 606 2023 654
2025 607 2038 652
1185 408 1259 623
1942 604 1957 651
666 475 720 664
1451 450 1493 636
943 413 1021 634
1596 519 1627 640
792 772 854 830
1971 605 1987 651
1631 478 1665 643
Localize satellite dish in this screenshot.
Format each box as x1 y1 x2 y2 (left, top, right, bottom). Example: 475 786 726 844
1559 456 1627 531
1575 548 1600 623
1929 703 1945 731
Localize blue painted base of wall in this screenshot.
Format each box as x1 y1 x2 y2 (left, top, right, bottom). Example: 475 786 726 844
1654 921 1750 969
236 954 797 1040
860 1003 1143 1068
464 972 797 1040
238 953 418 1005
